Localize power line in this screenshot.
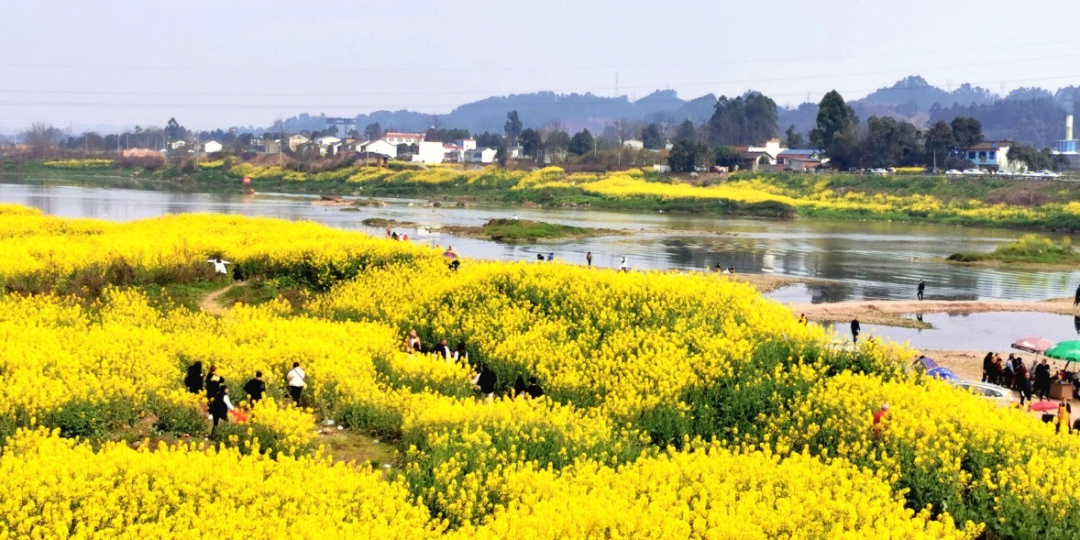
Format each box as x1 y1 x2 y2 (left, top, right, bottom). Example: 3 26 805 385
3 52 1080 101
4 38 1080 74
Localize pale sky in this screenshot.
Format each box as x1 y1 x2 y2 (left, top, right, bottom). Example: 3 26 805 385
3 0 1080 132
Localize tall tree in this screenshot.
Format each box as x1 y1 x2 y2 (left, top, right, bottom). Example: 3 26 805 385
519 128 543 160
706 91 778 146
950 117 983 149
364 122 383 140
713 145 741 169
784 125 804 149
568 129 594 156
865 117 922 167
923 120 955 167
164 117 187 141
809 91 857 151
668 141 705 172
641 123 665 149
544 130 570 160
674 120 697 144
504 111 523 145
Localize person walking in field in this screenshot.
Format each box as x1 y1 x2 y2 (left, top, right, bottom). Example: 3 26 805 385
872 403 889 438
525 377 544 399
184 361 204 394
209 384 235 437
243 371 266 404
474 363 497 401
1058 399 1073 434
287 362 306 406
208 257 230 275
204 365 223 401
917 280 925 301
850 318 861 343
454 342 469 365
619 257 629 272
405 329 422 353
586 251 593 267
436 338 453 361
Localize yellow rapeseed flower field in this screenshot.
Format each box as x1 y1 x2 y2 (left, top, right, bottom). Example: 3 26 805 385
0 205 1071 538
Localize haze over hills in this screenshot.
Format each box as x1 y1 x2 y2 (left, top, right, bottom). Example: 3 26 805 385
266 76 1080 149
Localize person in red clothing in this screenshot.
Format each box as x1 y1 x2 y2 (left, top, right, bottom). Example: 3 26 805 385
872 403 890 438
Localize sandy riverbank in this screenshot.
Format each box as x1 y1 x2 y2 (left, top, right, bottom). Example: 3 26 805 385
787 297 1077 327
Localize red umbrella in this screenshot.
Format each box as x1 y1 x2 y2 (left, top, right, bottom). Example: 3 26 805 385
1030 400 1058 412
1012 337 1053 354
442 250 458 259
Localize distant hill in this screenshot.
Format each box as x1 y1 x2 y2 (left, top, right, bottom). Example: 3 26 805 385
271 76 1080 148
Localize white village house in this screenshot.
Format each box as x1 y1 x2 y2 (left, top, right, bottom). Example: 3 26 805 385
966 141 1022 172
465 147 497 164
359 139 398 159
413 141 446 164
384 132 425 145
201 140 223 153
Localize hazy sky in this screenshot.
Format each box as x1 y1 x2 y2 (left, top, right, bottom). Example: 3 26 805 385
4 0 1080 132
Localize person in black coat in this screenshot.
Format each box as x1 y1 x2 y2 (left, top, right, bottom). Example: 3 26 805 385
850 319 861 343
1034 359 1052 400
243 371 267 404
981 352 994 383
512 375 526 398
205 365 224 402
209 385 234 437
525 377 544 399
476 364 497 400
184 361 204 394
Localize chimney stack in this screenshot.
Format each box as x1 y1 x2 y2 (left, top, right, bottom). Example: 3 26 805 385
1068 115 1074 141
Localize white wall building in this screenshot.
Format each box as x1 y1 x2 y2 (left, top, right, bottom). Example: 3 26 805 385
360 139 398 159
413 141 446 164
965 141 1017 172
465 147 497 163
201 140 223 153
622 139 644 150
385 132 425 145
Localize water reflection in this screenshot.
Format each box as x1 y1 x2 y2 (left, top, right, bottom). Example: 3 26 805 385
3 178 1080 303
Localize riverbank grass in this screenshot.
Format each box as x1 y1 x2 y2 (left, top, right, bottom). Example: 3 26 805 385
948 234 1080 266
453 218 612 243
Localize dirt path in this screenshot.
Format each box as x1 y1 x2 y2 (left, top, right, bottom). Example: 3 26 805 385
789 297 1076 326
198 281 245 316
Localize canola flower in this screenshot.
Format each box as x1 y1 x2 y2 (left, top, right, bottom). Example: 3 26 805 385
0 205 1075 537
0 428 444 540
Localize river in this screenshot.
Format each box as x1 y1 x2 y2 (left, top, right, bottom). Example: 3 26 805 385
2 178 1079 304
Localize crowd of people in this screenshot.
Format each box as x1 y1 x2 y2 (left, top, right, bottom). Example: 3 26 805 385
981 353 1055 405
402 328 544 401
183 361 306 436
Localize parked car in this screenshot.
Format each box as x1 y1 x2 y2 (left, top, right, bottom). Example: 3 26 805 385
947 380 1018 407
962 168 986 176
945 169 963 176
1039 170 1061 178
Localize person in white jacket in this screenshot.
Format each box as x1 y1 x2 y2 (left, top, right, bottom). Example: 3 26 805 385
287 362 306 405
208 257 230 275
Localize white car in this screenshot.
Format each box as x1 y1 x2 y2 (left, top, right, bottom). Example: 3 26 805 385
869 168 889 175
962 168 986 176
1040 170 1061 178
944 169 963 176
947 380 1018 407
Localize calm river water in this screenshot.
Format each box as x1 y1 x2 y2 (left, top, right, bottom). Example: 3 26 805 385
3 178 1079 305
